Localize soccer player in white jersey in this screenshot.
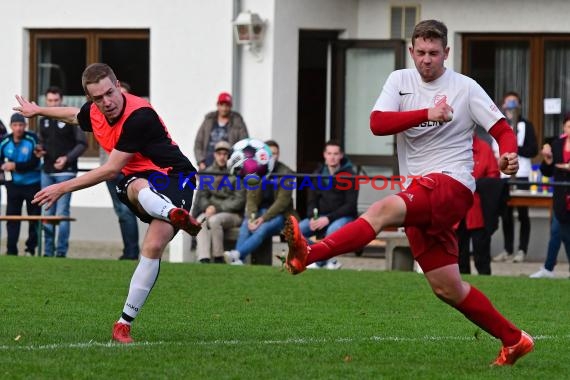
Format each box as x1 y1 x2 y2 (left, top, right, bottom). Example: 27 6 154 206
283 19 534 366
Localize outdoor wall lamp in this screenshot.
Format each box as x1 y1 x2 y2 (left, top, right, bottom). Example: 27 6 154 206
233 10 266 59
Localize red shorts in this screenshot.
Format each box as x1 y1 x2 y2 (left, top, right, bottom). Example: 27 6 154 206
396 173 473 272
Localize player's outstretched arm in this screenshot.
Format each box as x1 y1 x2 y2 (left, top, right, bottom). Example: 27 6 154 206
33 149 133 209
13 95 80 125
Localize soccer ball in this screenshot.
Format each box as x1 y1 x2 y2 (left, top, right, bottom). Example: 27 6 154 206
228 138 274 180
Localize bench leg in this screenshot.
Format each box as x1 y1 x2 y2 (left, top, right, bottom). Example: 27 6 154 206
392 247 414 271
385 245 414 271
250 236 273 265
37 221 42 257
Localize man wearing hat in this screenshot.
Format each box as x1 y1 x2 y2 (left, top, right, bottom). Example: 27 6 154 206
191 140 245 263
0 113 42 256
194 92 249 171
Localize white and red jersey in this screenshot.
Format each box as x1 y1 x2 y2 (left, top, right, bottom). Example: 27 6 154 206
373 68 505 192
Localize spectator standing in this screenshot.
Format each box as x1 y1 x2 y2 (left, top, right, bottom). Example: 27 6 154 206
300 140 358 270
194 92 248 170
100 82 140 260
530 116 570 278
0 113 42 256
37 86 87 257
492 91 538 263
0 119 7 206
457 135 501 275
192 140 245 263
224 140 296 265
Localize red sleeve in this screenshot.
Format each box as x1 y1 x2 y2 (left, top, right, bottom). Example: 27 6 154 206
488 119 517 156
369 109 428 136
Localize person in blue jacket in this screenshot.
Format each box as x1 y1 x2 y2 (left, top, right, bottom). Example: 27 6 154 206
0 113 42 255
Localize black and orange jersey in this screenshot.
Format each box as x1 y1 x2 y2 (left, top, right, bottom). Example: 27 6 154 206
77 93 195 176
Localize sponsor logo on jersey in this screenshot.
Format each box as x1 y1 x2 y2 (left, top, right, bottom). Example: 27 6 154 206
418 120 443 128
399 90 413 96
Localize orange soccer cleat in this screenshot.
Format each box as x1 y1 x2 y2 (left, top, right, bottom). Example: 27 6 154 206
491 331 534 366
112 322 134 344
283 216 309 275
168 208 202 236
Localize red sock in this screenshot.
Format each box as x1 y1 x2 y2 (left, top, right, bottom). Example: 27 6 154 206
308 218 377 264
454 286 521 346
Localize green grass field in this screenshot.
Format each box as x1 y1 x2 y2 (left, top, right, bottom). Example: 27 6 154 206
1 256 568 379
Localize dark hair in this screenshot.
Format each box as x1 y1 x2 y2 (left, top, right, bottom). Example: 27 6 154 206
45 86 63 98
503 91 521 103
412 20 448 47
323 139 343 153
120 81 132 94
81 63 118 95
265 139 279 150
563 113 570 125
0 119 6 139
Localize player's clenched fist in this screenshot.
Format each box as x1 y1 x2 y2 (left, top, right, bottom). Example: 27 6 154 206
499 152 518 175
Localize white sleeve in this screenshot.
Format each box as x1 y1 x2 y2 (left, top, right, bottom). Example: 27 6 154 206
372 71 401 112
468 80 504 131
516 121 526 147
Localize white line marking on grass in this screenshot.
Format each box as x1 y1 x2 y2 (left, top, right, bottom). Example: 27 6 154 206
1 334 568 351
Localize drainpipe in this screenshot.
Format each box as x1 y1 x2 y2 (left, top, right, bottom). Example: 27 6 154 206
232 0 241 112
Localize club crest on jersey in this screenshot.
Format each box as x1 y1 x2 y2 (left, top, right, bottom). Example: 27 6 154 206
434 94 448 106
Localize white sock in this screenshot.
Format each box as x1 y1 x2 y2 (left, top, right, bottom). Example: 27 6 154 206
138 187 176 221
121 256 161 321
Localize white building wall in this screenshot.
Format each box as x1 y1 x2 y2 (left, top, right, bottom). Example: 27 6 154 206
267 0 358 168
357 0 570 70
0 0 235 209
237 0 276 148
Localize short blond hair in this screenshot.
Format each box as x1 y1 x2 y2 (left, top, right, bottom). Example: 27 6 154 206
81 63 118 95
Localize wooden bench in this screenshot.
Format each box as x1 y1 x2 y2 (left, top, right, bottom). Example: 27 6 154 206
223 226 414 271
0 215 76 256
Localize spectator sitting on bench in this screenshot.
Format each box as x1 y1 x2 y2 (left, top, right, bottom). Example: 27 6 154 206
299 140 358 270
224 140 296 265
0 113 42 256
192 141 245 263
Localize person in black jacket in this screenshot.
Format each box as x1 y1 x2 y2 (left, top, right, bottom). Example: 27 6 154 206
493 91 538 263
530 116 570 278
298 140 358 269
37 86 87 257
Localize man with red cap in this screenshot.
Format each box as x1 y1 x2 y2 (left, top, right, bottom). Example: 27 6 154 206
194 92 249 171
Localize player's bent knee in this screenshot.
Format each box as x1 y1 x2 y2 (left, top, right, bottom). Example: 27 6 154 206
431 284 465 305
363 195 406 230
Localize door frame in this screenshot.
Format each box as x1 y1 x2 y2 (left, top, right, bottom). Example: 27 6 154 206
331 39 406 172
